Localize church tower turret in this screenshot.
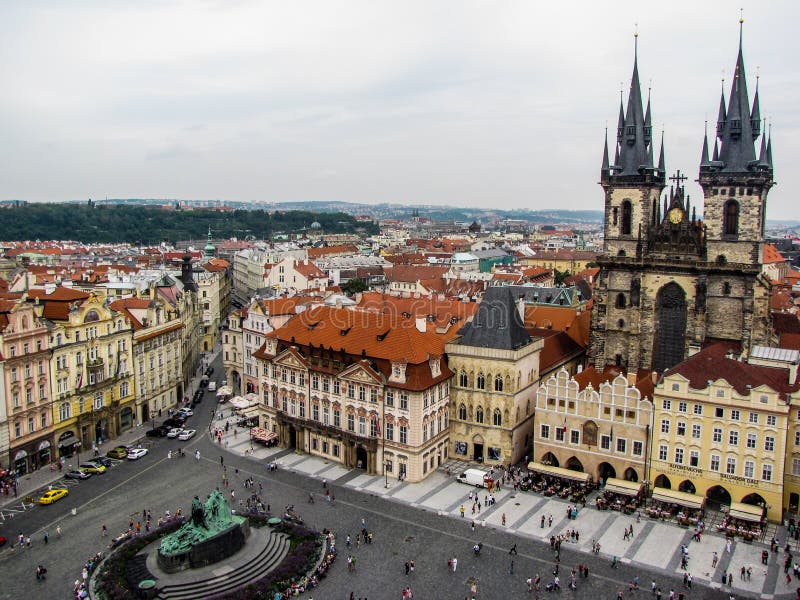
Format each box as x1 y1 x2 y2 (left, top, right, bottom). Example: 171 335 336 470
698 18 774 268
600 32 665 260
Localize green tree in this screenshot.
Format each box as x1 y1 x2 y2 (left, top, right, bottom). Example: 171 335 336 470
341 278 367 296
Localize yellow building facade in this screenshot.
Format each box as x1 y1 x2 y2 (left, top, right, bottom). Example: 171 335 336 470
651 346 794 522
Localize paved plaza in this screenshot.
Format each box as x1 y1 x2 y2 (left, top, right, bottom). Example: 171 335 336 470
0 351 796 600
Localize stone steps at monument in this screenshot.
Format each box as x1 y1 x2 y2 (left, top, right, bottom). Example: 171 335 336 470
155 529 290 600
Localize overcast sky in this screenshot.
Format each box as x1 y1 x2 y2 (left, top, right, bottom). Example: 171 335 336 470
1 1 798 219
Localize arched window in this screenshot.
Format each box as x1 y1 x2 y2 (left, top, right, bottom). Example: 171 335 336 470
615 293 626 309
458 404 467 420
476 406 484 423
621 200 633 235
722 282 731 296
459 371 468 387
494 375 503 392
493 409 502 426
723 200 739 236
617 318 625 328
476 373 485 390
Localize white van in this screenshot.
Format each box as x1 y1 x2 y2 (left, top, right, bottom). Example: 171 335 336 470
457 468 490 488
208 381 217 392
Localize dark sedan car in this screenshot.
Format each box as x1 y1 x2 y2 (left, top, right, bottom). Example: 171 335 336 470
146 425 172 438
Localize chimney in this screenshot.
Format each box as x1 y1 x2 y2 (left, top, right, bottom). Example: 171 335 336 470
44 282 56 294
626 371 637 386
415 316 426 333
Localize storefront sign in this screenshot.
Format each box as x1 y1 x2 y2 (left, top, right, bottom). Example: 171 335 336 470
667 463 703 476
720 473 759 487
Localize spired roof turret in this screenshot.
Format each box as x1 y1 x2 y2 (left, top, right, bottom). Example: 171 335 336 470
707 19 770 174
603 34 662 182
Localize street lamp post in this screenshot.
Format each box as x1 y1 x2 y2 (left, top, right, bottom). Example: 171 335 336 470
151 410 157 432
75 441 82 468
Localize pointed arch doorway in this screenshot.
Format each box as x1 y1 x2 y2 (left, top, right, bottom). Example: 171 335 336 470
652 282 688 373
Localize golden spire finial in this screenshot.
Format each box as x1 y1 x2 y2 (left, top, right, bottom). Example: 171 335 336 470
739 7 744 24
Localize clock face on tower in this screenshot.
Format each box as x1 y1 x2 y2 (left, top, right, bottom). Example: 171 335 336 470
668 207 684 224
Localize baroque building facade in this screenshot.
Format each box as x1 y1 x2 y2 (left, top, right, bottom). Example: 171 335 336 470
252 305 453 482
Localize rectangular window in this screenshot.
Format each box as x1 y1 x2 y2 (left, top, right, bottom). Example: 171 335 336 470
385 423 394 441
347 413 354 432
555 427 565 442
399 426 407 444
710 455 720 471
715 407 724 418
358 417 366 436
748 412 759 424
322 378 330 392
674 448 684 464
712 428 722 443
746 433 757 449
347 383 355 399
660 419 670 434
570 430 580 444
744 460 755 478
312 404 319 421
385 391 394 407
678 402 687 413
540 424 550 439
728 431 739 446
792 458 800 476
726 457 736 474
730 409 740 421
689 450 699 467
762 464 773 481
400 394 409 410
370 388 377 403
658 445 668 461
691 424 701 439
795 431 800 446
333 410 340 428
333 380 340 395
676 422 686 436
693 404 703 415
765 436 775 452
600 435 611 450
616 438 626 454
632 441 643 456
766 415 777 427
662 399 672 410
358 386 365 402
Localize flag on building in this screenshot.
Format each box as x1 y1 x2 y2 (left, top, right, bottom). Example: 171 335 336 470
373 413 381 437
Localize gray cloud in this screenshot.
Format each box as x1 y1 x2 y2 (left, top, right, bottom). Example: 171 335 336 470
0 1 798 218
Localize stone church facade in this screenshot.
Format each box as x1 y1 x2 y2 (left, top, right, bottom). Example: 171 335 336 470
589 32 774 375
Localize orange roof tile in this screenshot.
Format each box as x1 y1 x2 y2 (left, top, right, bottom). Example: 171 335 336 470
762 243 786 264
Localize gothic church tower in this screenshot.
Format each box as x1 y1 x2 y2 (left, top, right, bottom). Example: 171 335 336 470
590 25 773 375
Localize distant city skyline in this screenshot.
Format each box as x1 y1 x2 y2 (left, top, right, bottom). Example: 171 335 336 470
0 1 798 218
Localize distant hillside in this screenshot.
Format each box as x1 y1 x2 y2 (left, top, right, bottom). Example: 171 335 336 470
82 198 604 225
0 203 376 243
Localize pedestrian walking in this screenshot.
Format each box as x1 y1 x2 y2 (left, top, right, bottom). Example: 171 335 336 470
509 543 517 555
43 531 48 544
56 526 61 538
712 551 718 568
195 449 201 460
102 524 107 537
452 557 458 572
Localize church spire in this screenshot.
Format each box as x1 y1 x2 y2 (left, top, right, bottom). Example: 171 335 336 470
750 73 761 139
657 132 665 173
758 119 768 165
616 29 656 177
715 15 758 171
602 128 610 173
716 79 727 139
700 124 711 167
766 123 773 168
712 139 719 161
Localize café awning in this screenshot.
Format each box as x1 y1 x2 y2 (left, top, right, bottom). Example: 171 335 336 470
58 434 78 448
216 386 233 397
651 487 705 509
729 502 764 523
604 478 643 497
527 461 590 483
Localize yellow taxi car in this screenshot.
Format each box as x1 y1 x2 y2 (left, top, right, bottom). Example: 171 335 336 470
39 488 69 505
79 462 107 474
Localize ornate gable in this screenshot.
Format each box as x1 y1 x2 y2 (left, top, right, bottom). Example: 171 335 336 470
339 360 384 385
274 348 307 369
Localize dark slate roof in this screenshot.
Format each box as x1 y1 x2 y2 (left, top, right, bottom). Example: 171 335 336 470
459 286 531 350
614 39 655 177
504 284 589 306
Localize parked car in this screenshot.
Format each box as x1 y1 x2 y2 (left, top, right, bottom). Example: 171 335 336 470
65 469 92 480
91 456 114 467
177 408 193 417
39 489 69 505
177 429 196 441
166 428 184 439
79 462 106 474
126 448 149 460
106 447 128 459
208 381 217 392
146 425 172 438
164 415 187 428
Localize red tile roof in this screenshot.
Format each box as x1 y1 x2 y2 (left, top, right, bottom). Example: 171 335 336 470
762 243 786 264
574 365 655 400
306 245 359 259
665 343 799 400
383 265 448 282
